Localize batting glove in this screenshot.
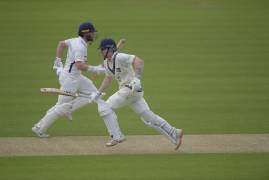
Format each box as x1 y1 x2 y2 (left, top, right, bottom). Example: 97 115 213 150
128 77 142 92
55 67 63 76
53 57 63 70
89 91 102 102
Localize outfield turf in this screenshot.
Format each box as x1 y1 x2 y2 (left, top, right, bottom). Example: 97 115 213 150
0 153 269 180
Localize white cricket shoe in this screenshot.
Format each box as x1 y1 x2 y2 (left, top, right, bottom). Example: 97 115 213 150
106 136 126 147
32 126 49 138
175 129 183 150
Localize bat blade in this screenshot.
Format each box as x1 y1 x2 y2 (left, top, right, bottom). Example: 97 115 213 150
117 38 126 50
40 88 77 97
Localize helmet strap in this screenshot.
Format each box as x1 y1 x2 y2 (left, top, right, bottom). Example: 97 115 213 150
104 48 110 60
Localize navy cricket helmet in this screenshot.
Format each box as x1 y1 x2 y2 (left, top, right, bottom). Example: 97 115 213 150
99 38 117 51
78 22 97 37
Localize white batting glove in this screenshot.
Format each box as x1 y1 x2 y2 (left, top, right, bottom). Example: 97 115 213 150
55 67 63 76
89 91 102 102
53 57 63 70
128 77 142 92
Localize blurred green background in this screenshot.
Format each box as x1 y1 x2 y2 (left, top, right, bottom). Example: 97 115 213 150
0 0 268 137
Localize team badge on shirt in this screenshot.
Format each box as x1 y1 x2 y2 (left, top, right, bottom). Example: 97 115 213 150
116 68 121 72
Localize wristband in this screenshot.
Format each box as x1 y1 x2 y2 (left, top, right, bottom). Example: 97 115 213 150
55 57 61 61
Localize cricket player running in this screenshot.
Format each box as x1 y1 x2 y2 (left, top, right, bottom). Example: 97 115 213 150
90 38 183 150
32 23 125 146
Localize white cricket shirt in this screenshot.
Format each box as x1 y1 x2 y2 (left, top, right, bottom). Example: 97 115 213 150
63 36 88 76
104 52 136 88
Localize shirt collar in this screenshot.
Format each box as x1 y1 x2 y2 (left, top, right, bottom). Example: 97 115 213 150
78 36 88 47
111 51 118 59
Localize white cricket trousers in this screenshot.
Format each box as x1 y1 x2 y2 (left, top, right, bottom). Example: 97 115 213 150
106 87 179 144
35 72 123 140
36 72 97 132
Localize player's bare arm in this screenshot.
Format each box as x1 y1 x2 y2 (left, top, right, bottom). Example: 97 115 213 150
132 56 144 79
53 41 68 75
98 75 113 93
75 62 105 74
56 41 68 58
89 75 113 101
125 56 144 92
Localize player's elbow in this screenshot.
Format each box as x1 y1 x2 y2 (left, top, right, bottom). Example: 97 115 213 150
58 41 67 48
134 57 144 68
75 62 87 71
134 56 144 66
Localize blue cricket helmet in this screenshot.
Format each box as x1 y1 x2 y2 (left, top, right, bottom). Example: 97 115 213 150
99 38 117 51
78 22 97 36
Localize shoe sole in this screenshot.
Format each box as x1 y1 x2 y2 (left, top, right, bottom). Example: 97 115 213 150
105 138 126 147
175 129 183 150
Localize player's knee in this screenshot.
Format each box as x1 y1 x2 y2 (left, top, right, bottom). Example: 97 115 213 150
105 98 117 110
97 101 113 117
71 97 90 112
54 103 72 117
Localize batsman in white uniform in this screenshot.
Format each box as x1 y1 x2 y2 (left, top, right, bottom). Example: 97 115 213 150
32 23 124 146
91 38 183 150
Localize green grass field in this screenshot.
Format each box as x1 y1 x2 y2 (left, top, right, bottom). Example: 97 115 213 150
0 153 268 180
0 0 269 179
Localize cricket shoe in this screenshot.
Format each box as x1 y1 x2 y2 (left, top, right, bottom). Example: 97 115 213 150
175 129 183 150
106 136 126 147
32 126 49 138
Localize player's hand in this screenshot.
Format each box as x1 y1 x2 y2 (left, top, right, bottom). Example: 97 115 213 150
53 57 63 70
89 91 102 102
56 67 63 76
128 77 142 92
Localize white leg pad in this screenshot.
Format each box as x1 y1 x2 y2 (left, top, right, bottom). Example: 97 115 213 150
97 99 113 116
102 111 123 140
97 99 123 140
36 110 59 133
36 103 72 133
140 110 177 144
46 106 56 114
